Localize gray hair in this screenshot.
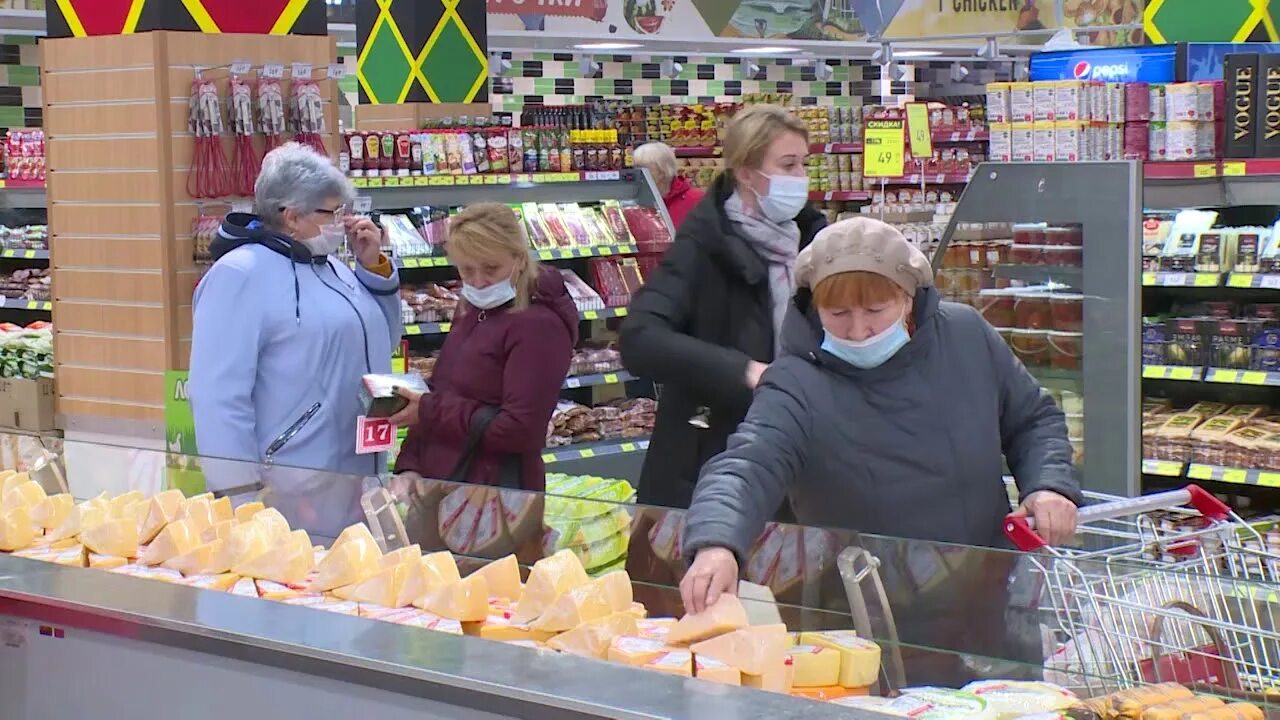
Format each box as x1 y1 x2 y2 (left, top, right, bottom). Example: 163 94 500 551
254 142 355 228
633 142 678 192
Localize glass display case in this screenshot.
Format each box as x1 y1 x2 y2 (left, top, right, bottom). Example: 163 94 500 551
932 161 1144 497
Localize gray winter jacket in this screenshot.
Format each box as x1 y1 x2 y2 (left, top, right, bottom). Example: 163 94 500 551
683 286 1081 560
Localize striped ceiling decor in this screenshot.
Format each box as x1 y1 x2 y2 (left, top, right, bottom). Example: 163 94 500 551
357 0 488 105
46 0 328 37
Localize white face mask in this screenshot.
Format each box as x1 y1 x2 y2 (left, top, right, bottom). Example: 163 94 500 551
298 223 346 256
751 172 810 224
462 278 517 310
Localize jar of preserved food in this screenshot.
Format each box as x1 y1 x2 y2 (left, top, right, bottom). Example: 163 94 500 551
1043 224 1083 246
1014 292 1052 329
1009 244 1045 265
1049 293 1084 332
977 289 1016 327
1048 330 1083 371
1011 329 1049 368
1043 245 1083 267
1012 222 1047 246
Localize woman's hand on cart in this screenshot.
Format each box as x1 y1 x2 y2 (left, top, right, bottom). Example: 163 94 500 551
1010 490 1079 546
681 546 739 614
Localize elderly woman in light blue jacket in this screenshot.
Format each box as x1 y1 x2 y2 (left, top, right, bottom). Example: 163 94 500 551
188 143 402 533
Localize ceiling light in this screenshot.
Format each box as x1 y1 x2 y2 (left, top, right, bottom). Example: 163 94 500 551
730 46 800 54
573 42 642 50
894 50 943 58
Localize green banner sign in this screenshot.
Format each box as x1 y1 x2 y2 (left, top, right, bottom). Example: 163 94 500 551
165 370 206 495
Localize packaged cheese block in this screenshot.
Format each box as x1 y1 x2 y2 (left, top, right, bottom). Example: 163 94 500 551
470 554 523 602
81 517 140 558
363 606 461 633
790 686 865 701
213 522 274 572
693 656 741 686
531 580 613 632
379 544 422 569
963 681 1078 720
107 490 145 518
111 563 184 582
176 497 217 537
309 534 382 592
46 503 108 544
281 595 360 616
333 563 405 608
882 688 996 720
14 542 85 567
0 506 34 551
787 644 840 688
798 631 882 688
138 519 198 566
669 594 749 645
414 572 489 622
593 571 633 613
439 486 483 551
29 493 74 531
331 522 379 554
256 580 303 600
1139 696 1224 720
646 650 693 677
176 573 241 592
460 489 513 556
137 489 185 543
636 618 676 642
88 553 129 570
230 576 258 597
608 635 670 665
233 529 314 585
1188 402 1229 417
202 519 236 544
210 496 233 523
246 507 290 542
690 623 789 676
393 554 430 608
547 611 638 659
233 501 266 523
1190 417 1242 442
742 657 794 694
2 479 45 511
463 613 555 643
422 550 461 585
512 548 589 624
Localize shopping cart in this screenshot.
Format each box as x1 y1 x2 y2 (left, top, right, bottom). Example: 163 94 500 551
1006 485 1280 699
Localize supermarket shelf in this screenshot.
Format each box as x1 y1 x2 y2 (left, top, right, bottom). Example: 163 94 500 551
0 248 47 260
404 307 628 336
1188 463 1280 488
357 169 656 211
811 143 863 154
541 437 650 464
579 306 629 320
1142 459 1186 477
395 244 639 268
809 190 872 202
1144 159 1280 209
1030 367 1082 392
0 181 46 210
0 299 51 312
668 131 985 158
932 129 989 143
1204 367 1280 387
1225 273 1280 289
1142 364 1203 381
673 146 721 158
562 370 635 389
874 173 972 185
1141 271 1223 288
991 264 1083 286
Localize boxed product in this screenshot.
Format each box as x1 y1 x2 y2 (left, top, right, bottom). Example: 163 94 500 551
1259 54 1280 157
1224 54 1260 158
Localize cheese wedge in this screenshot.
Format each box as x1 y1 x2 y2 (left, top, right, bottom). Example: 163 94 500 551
546 611 638 659
379 544 422 569
138 519 198 566
333 563 406 608
46 502 108 543
0 506 35 551
414 572 489 622
248 508 291 542
690 623 789 676
742 657 794 694
0 470 19 491
177 497 216 537
798 631 881 688
463 613 555 643
628 602 648 619
29 493 73 530
176 573 241 592
212 522 270 572
608 636 670 666
80 517 140 558
594 571 634 614
645 650 694 677
669 593 748 645
3 480 45 511
331 522 378 554
421 550 461 586
694 656 742 686
309 536 381 592
470 554 523 602
163 538 228 576
210 496 233 523
108 490 145 518
233 529 313 584
787 644 841 688
201 519 236 544
137 490 185 543
636 618 676 642
88 553 129 570
513 549 589 624
233 500 265 523
530 580 613 632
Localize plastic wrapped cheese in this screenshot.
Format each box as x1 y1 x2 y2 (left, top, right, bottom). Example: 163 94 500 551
138 519 198 566
636 618 676 642
45 501 107 543
246 507 290 543
531 580 613 632
163 538 228 576
2 479 45 511
470 554 523 602
512 548 589 624
212 521 270 573
669 593 748 645
331 522 379 555
414 572 489 622
175 573 240 592
107 490 145 519
233 529 314 585
210 496 233 523
594 571 633 613
421 550 462 586
546 611 638 659
645 650 693 677
694 656 742 686
607 636 670 666
787 644 841 688
309 533 381 592
202 519 236 544
14 542 85 567
138 489 185 544
333 563 405 608
856 688 995 720
463 613 554 643
233 500 266 523
0 506 35 551
962 681 1078 720
690 623 789 677
29 493 73 531
798 631 882 688
378 544 422 569
80 517 140 558
742 657 794 694
176 497 217 537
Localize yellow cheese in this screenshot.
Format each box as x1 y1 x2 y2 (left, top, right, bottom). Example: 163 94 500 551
513 548 589 624
530 580 613 632
470 553 523 602
255 580 302 600
636 618 676 642
14 542 86 567
607 636 669 666
309 535 381 592
176 497 216 537
212 522 270 572
88 553 129 570
0 506 35 551
138 519 198 566
646 650 694 677
463 614 555 643
742 657 794 694
669 593 748 645
333 563 405 608
378 544 422 569
594 571 633 614
787 644 841 688
210 496 233 523
201 519 236 544
0 470 19 491
689 623 789 676
163 538 228 576
414 572 489 622
694 656 742 686
628 602 648 619
29 494 73 531
798 631 881 688
331 522 378 554
393 554 429 608
546 611 638 659
233 500 265 523
108 490 145 518
137 489 185 543
2 479 45 511
80 517 140 558
247 507 291 542
46 502 107 543
176 573 241 592
421 550 461 586
232 529 313 584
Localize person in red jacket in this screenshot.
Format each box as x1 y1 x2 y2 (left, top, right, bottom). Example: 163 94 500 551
390 203 578 491
634 142 704 229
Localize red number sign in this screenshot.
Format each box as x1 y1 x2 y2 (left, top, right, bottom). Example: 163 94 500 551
356 416 395 455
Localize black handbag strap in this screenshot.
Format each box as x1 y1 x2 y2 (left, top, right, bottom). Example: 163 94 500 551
446 406 521 488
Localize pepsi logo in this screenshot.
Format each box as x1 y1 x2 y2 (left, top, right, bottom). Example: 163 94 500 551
1073 61 1091 79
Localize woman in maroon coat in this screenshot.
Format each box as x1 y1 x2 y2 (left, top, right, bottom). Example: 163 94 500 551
391 203 578 491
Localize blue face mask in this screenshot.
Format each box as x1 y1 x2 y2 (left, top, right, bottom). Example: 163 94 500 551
462 278 516 310
821 314 910 369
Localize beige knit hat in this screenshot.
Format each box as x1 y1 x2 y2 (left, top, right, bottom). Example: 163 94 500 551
795 217 934 295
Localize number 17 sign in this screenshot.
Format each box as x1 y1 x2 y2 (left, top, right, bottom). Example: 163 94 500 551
356 416 396 454
863 119 905 178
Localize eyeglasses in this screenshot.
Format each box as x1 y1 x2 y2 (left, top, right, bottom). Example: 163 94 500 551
281 205 346 219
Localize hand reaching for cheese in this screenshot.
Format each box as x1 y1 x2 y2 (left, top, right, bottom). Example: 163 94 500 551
681 546 738 614
1011 490 1079 546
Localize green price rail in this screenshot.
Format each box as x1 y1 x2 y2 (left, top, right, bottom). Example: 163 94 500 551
404 307 629 336
541 437 650 464
1142 365 1280 386
1143 459 1280 488
0 248 46 260
1142 271 1280 288
0 299 51 311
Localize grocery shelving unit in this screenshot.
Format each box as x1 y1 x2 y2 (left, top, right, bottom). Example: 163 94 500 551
0 181 50 327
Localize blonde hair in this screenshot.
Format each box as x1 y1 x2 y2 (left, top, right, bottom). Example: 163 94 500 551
633 142 678 193
721 104 809 181
447 202 539 311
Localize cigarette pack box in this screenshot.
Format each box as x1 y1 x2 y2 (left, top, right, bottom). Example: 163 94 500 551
359 373 428 418
1224 54 1260 158
1054 81 1086 122
988 123 1012 162
986 82 1011 123
1009 83 1035 123
1032 122 1056 162
1033 82 1056 121
1055 122 1084 163
1011 123 1035 162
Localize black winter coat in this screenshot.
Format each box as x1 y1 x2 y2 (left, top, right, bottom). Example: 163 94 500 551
619 173 828 508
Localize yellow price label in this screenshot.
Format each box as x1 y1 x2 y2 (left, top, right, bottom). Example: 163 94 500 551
352 178 369 188
620 443 636 453
581 310 599 320
579 449 596 458
1187 464 1213 480
1142 365 1164 379
541 453 555 463
537 250 553 260
1222 161 1246 176
1193 163 1217 178
862 119 905 178
1227 273 1254 288
1211 369 1239 383
433 257 450 267
1241 371 1268 385
414 176 429 186
603 373 618 384
402 257 420 268
905 102 932 158
599 246 613 256
1259 472 1280 488
405 324 421 335
1141 272 1156 286
1222 468 1249 484
1193 273 1219 287
438 323 451 333
1169 366 1197 380
470 175 486 185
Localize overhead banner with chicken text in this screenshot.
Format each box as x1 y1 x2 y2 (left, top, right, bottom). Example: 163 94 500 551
850 0 1145 45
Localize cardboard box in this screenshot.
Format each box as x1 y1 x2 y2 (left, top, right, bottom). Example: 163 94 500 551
0 377 55 431
1258 54 1280 157
1224 54 1259 158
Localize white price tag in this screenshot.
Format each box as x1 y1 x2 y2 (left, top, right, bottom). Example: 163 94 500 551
1262 275 1280 289
291 62 313 79
356 416 396 454
327 63 347 79
230 60 251 76
1164 273 1187 287
603 170 620 180
353 196 373 214
262 63 285 79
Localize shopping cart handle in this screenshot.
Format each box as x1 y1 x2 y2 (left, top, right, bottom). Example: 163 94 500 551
1004 485 1231 552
